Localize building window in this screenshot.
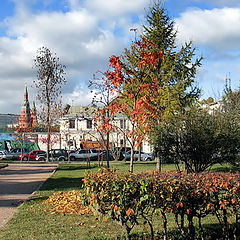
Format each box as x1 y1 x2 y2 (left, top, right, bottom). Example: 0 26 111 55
87 119 92 129
120 119 126 129
69 119 75 129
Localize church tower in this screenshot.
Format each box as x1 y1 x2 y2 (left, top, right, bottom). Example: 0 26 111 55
19 85 32 129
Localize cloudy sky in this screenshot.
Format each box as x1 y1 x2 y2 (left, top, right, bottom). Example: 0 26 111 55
0 0 240 114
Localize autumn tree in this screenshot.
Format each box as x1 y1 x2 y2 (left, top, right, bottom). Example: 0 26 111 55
89 71 116 168
33 46 66 161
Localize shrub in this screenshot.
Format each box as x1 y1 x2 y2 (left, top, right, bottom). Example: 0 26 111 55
82 169 240 240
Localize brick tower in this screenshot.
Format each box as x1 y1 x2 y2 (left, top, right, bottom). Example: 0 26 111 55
19 85 32 129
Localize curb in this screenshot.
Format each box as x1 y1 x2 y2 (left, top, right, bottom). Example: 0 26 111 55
0 164 8 169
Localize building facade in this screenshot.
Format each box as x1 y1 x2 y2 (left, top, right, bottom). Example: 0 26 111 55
60 106 152 153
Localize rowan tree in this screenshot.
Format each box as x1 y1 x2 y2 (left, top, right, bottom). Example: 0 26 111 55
89 71 116 168
33 46 66 161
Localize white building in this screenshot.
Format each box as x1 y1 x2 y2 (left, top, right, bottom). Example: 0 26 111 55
59 106 152 153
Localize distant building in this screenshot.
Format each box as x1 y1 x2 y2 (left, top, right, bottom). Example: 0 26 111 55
201 99 223 114
60 106 152 153
0 114 19 132
18 85 38 130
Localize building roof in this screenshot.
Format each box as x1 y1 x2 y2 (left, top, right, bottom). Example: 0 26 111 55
67 106 98 116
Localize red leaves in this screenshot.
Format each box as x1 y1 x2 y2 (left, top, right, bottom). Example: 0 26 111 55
140 84 151 90
126 208 134 217
139 50 163 70
109 55 122 71
98 37 165 145
177 202 183 208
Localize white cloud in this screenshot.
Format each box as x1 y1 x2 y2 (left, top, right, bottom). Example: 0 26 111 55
176 8 240 51
64 86 96 106
0 0 144 113
84 0 148 18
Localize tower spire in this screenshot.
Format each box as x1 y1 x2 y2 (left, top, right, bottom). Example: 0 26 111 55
19 84 32 129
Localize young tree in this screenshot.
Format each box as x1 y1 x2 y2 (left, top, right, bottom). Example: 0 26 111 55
33 46 66 161
89 71 115 168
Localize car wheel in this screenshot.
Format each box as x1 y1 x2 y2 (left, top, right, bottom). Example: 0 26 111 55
146 158 151 161
38 157 45 161
70 156 75 161
58 156 66 161
22 156 28 161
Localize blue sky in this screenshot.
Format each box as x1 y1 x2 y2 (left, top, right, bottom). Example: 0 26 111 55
0 0 240 113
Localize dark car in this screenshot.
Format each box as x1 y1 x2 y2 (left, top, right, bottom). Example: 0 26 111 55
36 149 68 161
18 150 46 161
111 147 131 160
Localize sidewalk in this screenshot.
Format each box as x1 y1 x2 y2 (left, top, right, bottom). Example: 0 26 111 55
0 163 58 228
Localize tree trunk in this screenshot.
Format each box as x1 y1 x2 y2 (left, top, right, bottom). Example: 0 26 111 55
138 143 142 161
130 146 134 173
106 131 110 168
156 152 161 172
162 211 168 240
46 126 50 162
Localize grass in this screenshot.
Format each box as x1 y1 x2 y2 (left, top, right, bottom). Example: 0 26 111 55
0 162 164 240
0 162 239 240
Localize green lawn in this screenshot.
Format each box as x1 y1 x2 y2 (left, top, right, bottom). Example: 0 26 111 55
0 162 239 240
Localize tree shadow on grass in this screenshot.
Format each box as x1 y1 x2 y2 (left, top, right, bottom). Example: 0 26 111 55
57 164 99 171
40 177 84 191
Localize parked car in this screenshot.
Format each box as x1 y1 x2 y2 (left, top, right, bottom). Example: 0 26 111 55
69 149 100 161
2 148 29 160
36 149 68 161
18 150 46 161
111 147 131 160
123 150 155 161
0 150 8 160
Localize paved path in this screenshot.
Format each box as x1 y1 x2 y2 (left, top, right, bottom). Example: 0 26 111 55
0 163 58 228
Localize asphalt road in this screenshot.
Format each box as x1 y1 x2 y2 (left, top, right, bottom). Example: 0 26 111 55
0 163 58 228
